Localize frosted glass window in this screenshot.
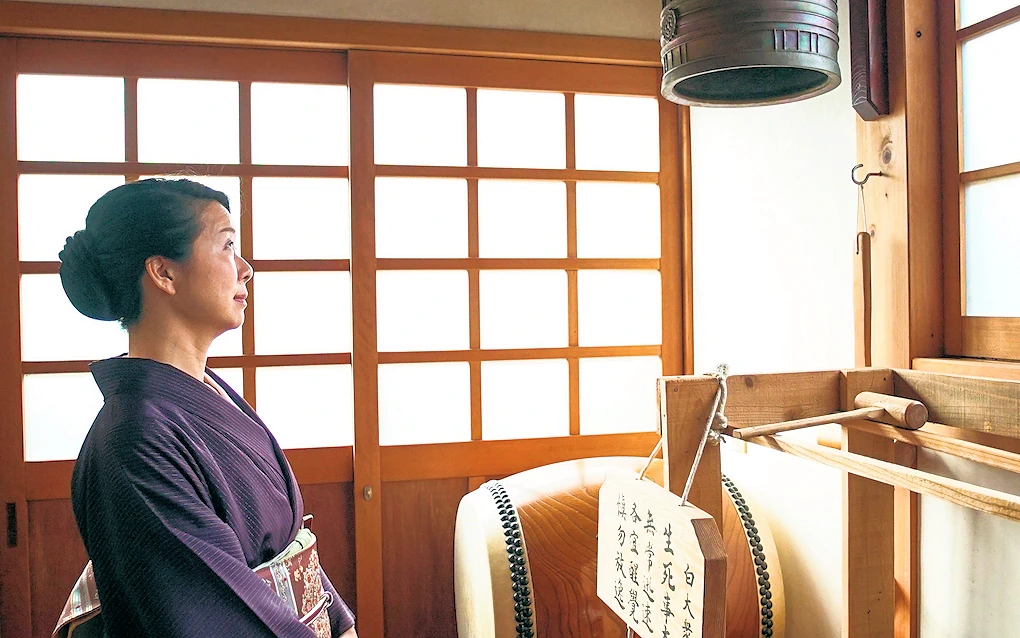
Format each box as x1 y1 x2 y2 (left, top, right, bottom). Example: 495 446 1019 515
256 365 353 448
576 182 661 258
19 175 125 262
24 372 104 461
478 89 565 169
251 83 349 166
378 362 470 445
254 272 352 354
481 359 569 440
579 356 662 435
964 174 1020 316
575 94 659 172
208 328 242 358
138 79 239 164
961 21 1020 171
21 274 127 361
210 367 244 396
578 270 661 346
376 178 467 258
17 74 125 162
480 271 568 349
377 271 469 352
374 85 466 166
478 180 566 258
253 178 350 260
960 1 1020 28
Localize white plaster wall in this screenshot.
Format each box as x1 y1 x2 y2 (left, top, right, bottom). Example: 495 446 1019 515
690 0 856 635
15 0 664 39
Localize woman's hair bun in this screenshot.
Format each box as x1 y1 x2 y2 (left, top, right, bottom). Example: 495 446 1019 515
58 230 119 322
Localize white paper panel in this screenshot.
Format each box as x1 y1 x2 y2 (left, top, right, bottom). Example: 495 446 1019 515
576 182 660 258
20 274 127 361
374 84 467 166
574 94 659 172
579 356 661 435
964 174 1020 316
137 79 239 164
378 362 471 445
254 272 352 354
19 174 125 262
481 359 569 440
578 270 662 346
961 20 1020 171
377 271 469 352
24 372 104 462
960 0 1020 28
479 270 568 349
17 74 125 162
253 177 350 260
256 365 353 448
251 83 349 166
375 178 467 258
208 328 243 358
477 89 565 169
478 180 566 258
209 367 244 396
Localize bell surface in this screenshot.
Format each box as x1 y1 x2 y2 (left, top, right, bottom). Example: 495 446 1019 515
660 0 841 107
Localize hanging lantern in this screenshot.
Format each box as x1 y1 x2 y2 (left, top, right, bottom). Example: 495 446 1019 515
660 0 841 107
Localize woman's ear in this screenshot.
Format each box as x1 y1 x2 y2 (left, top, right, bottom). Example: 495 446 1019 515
144 256 176 295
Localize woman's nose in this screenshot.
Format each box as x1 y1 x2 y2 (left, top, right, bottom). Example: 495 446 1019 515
236 254 253 283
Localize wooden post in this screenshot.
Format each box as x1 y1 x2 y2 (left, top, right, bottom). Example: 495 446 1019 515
841 369 896 638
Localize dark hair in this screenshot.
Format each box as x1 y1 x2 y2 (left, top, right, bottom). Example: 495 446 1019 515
58 178 231 327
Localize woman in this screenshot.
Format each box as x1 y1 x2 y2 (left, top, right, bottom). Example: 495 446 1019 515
58 178 357 637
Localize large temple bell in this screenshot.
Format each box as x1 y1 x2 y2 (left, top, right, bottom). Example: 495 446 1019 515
660 0 841 107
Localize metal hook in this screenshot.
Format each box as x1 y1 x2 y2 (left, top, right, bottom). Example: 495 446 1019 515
852 163 883 186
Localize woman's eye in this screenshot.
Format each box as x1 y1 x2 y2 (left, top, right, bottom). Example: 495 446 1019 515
226 239 235 250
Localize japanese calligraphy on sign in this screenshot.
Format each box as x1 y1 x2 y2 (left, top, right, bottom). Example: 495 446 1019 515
597 471 715 638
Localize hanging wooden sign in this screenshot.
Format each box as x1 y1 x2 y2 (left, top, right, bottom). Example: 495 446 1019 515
850 0 889 120
596 471 726 638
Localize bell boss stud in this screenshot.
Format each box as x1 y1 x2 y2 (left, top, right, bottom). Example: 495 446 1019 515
730 391 927 440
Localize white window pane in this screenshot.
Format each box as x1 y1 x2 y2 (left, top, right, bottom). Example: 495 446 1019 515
965 174 1020 316
374 85 466 166
961 21 1020 171
19 175 125 262
138 79 239 164
960 1 1020 28
377 271 468 352
481 359 569 440
210 367 244 396
254 272 352 354
575 94 659 172
21 274 127 361
142 175 243 253
576 182 661 258
17 75 125 162
24 372 104 462
256 365 353 448
253 178 350 260
480 271 567 349
208 328 242 358
478 89 565 169
478 180 566 258
578 270 661 346
579 356 661 435
379 362 470 445
376 178 467 258
251 83 349 166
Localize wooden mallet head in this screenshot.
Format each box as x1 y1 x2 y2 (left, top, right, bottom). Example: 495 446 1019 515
854 391 928 430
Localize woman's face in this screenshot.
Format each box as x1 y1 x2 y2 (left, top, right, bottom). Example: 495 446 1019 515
170 200 252 338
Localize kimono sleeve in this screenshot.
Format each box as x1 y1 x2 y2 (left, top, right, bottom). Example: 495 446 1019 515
73 417 318 638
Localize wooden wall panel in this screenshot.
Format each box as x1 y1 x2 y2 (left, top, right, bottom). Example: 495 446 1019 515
302 482 358 616
382 478 468 638
28 499 87 638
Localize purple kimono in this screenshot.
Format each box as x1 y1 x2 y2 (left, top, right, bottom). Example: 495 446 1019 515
71 357 356 637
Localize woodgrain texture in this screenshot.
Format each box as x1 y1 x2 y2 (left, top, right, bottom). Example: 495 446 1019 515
894 369 1020 438
28 500 87 638
301 483 358 617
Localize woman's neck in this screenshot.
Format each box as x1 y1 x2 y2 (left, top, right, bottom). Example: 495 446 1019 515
126 315 213 383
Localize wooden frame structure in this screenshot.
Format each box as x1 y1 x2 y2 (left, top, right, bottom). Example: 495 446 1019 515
661 367 1020 638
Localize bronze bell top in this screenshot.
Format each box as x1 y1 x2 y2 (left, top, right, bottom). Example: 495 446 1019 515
660 0 841 107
